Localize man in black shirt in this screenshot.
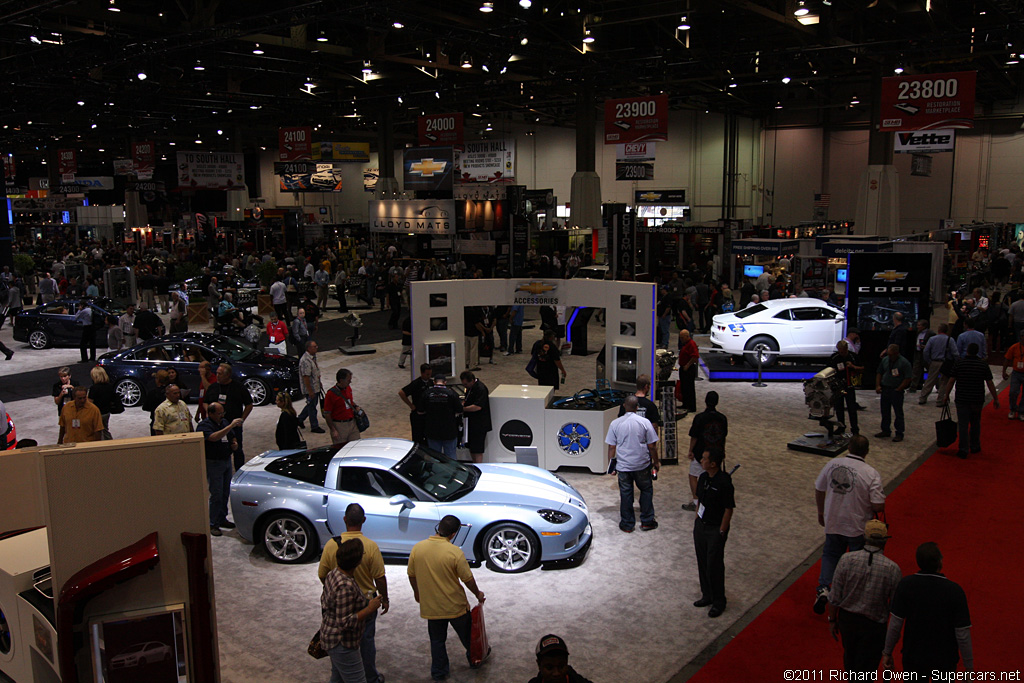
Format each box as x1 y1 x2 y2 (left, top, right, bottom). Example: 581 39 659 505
886 312 913 363
883 542 973 677
460 371 492 463
464 306 483 371
197 401 243 536
399 363 433 446
205 363 254 469
692 449 735 618
416 375 463 459
828 340 864 435
616 375 663 432
941 342 1000 459
132 301 164 341
684 392 727 512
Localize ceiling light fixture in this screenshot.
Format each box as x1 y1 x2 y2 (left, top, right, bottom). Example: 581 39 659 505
794 1 809 16
850 93 860 104
195 139 202 144
108 0 120 11
677 16 690 30
217 129 223 135
728 81 737 88
500 65 507 74
582 29 595 43
781 76 791 84
894 65 904 74
136 71 147 80
775 102 783 109
29 35 41 44
250 104 259 109
194 60 204 71
304 77 316 88
520 0 532 7
480 2 494 12
362 60 373 74
91 123 97 129
397 96 403 104
392 21 404 28
461 53 473 68
252 44 264 54
481 63 489 72
435 91 440 99
316 30 328 42
485 122 493 131
77 100 85 106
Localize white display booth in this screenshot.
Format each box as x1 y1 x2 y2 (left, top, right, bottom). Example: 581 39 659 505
409 278 656 473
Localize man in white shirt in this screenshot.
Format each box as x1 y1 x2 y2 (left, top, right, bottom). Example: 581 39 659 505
813 435 885 614
269 275 288 323
606 396 661 533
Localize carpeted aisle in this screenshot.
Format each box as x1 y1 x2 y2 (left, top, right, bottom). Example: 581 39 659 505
688 388 1024 681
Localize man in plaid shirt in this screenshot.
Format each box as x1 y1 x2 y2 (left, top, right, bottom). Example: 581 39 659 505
826 519 901 674
321 539 382 682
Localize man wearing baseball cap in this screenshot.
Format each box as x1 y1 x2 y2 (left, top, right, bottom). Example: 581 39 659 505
528 635 594 683
826 519 902 674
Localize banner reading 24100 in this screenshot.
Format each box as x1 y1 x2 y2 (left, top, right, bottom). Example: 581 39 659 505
604 95 668 144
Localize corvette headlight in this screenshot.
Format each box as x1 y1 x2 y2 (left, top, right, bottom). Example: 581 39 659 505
728 323 746 333
537 509 571 524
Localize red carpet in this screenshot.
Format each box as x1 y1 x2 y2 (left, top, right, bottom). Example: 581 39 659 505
689 388 1024 680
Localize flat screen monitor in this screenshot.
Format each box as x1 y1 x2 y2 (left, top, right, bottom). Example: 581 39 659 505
855 298 920 332
836 268 848 283
743 265 764 278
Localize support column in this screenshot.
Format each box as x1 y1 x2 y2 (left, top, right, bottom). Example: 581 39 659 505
569 84 602 231
0 161 10 271
854 67 899 236
374 106 400 198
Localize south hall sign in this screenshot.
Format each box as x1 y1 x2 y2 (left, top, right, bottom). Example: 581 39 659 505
368 200 455 234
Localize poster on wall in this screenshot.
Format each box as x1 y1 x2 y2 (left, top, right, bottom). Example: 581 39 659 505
801 258 828 290
132 141 155 180
176 151 245 189
418 113 464 146
278 162 343 192
878 71 976 131
113 158 133 175
368 199 454 234
455 139 515 183
615 142 656 181
403 146 454 192
57 149 77 178
604 94 668 144
278 126 313 162
364 167 379 193
313 142 370 162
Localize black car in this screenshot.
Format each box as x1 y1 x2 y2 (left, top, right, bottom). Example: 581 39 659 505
13 297 125 350
96 332 300 407
170 272 261 308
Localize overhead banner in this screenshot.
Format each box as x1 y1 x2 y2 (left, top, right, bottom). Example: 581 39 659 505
455 139 515 183
175 152 245 190
363 167 378 193
604 94 668 144
278 162 343 192
57 149 77 178
730 239 800 256
403 146 454 192
278 127 313 162
822 240 894 257
634 189 685 204
313 141 370 162
71 176 115 190
879 71 976 131
418 113 464 147
113 158 134 175
3 154 15 180
133 141 155 180
368 199 454 234
894 129 955 154
615 142 656 181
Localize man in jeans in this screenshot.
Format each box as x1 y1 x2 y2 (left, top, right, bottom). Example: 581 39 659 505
919 323 958 405
605 396 661 533
875 344 913 443
1002 331 1024 421
813 435 885 614
197 402 242 536
940 342 1000 459
297 341 326 433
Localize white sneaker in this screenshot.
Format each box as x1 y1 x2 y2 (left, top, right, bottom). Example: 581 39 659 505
1010 412 1018 420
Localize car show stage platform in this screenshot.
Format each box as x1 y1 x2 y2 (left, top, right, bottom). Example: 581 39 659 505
701 355 827 383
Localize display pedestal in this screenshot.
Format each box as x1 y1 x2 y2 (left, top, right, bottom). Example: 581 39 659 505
787 433 850 457
338 345 376 356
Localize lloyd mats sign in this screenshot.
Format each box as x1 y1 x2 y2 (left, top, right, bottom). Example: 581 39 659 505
894 129 955 153
368 200 454 235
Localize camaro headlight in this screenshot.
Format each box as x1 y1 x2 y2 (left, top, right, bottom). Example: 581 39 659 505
537 509 571 524
728 323 746 333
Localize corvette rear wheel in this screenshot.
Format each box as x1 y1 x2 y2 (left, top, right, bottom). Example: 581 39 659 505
261 513 318 563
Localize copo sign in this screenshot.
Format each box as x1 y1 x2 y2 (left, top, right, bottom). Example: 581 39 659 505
878 71 976 131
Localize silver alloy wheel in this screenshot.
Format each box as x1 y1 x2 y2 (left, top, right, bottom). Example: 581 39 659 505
244 378 268 405
28 329 50 349
485 526 535 572
752 342 773 364
115 379 143 407
264 517 309 561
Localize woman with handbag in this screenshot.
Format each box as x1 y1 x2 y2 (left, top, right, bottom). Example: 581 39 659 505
317 539 382 682
275 392 304 450
88 366 122 440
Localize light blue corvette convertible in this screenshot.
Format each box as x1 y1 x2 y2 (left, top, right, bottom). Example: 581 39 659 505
229 438 593 573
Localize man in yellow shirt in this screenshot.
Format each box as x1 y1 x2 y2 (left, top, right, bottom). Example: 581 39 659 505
152 385 194 435
58 386 103 444
407 514 485 682
318 503 388 683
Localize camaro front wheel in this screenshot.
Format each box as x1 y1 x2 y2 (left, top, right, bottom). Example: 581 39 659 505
482 523 540 573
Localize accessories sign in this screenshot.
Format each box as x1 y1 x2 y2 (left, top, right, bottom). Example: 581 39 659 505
893 129 955 153
604 95 668 144
879 71 976 132
418 113 464 146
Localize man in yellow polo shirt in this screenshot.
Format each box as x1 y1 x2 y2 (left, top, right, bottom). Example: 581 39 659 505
408 514 485 682
58 386 103 444
318 503 388 683
152 385 193 435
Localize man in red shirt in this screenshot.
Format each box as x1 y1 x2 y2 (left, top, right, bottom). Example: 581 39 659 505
323 368 362 445
265 312 289 354
677 329 700 416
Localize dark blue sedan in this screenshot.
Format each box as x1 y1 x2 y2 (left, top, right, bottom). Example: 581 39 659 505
13 297 125 349
97 332 300 407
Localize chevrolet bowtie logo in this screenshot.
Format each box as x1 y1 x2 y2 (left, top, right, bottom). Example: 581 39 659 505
638 192 662 201
872 270 908 282
515 282 557 295
409 158 447 177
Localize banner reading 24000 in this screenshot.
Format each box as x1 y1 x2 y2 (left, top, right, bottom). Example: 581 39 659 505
176 152 245 189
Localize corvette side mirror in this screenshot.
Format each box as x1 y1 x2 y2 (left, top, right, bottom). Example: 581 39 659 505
389 494 415 510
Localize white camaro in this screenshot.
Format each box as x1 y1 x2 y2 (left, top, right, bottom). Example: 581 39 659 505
710 299 846 367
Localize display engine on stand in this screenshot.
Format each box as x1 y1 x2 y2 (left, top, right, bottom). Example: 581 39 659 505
788 367 850 456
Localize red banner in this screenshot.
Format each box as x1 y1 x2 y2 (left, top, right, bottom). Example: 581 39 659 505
879 71 976 131
2 154 13 180
604 95 668 144
57 149 77 177
133 141 155 180
418 113 464 147
278 127 313 162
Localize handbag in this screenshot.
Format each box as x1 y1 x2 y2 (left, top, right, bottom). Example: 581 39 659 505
468 604 491 668
525 355 539 379
354 409 370 433
935 404 958 448
307 630 328 659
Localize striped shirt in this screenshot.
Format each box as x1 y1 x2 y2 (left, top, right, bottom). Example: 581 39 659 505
949 355 992 404
829 548 902 623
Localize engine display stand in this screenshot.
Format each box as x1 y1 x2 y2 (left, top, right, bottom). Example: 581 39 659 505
337 314 377 355
787 428 851 457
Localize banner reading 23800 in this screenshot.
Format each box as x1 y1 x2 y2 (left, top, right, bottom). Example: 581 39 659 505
604 95 668 144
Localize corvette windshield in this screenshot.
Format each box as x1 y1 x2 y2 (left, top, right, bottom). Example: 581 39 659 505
395 445 478 502
734 304 766 318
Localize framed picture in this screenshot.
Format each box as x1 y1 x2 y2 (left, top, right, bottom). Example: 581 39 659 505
426 342 456 378
620 294 637 310
89 604 188 683
619 321 636 336
430 317 448 331
429 293 448 307
612 345 639 385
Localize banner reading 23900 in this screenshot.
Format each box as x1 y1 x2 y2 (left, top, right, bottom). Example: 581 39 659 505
604 95 668 144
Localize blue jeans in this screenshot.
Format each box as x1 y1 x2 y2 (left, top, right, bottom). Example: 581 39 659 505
298 392 321 430
879 387 905 436
496 318 509 350
509 325 523 354
428 438 457 460
360 609 380 683
658 316 671 347
328 641 366 683
427 611 472 681
1009 371 1024 413
618 467 655 529
818 533 865 589
206 458 232 527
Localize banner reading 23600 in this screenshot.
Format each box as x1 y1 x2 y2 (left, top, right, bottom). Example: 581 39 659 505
604 95 668 144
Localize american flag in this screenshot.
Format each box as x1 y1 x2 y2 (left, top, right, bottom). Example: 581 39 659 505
814 193 831 207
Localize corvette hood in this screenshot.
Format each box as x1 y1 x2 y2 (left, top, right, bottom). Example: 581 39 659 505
459 464 585 511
